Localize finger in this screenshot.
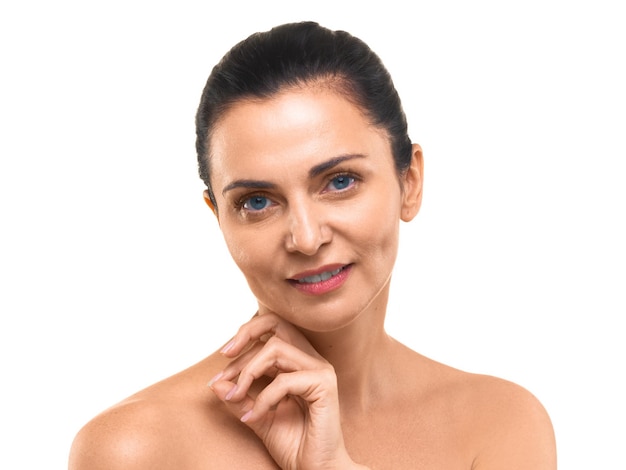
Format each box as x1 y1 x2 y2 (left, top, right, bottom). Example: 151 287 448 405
216 341 268 383
243 367 339 425
226 336 328 402
220 312 319 358
209 379 256 421
211 334 313 391
210 377 284 446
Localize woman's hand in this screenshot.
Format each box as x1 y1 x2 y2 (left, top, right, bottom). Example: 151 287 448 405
208 312 366 470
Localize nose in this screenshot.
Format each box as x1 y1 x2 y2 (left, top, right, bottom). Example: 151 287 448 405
285 203 332 255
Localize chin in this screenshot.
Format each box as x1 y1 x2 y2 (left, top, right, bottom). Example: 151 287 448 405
261 297 373 333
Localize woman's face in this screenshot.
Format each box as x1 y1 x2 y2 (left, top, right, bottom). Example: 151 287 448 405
207 87 421 332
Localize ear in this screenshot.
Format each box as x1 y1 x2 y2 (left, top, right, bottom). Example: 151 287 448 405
203 190 219 219
400 143 424 222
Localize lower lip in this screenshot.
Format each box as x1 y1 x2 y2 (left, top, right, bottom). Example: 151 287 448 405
290 265 352 296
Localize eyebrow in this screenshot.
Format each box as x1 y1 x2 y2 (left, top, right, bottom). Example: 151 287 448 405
308 153 366 178
222 180 277 195
221 153 366 196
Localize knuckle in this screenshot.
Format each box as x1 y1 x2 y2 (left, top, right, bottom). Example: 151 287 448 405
321 364 337 382
263 334 284 351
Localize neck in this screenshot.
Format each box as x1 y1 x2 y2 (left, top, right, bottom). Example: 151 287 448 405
300 285 398 413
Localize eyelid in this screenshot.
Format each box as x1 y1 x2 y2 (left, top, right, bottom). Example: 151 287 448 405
234 192 275 214
232 169 361 213
322 171 360 192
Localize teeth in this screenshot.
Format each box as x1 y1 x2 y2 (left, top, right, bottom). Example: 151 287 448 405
298 267 343 284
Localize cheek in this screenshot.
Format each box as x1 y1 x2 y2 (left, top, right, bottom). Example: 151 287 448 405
338 191 402 260
360 220 400 260
222 230 253 271
353 185 402 233
222 226 274 279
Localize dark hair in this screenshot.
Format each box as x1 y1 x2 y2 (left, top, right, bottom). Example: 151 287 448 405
195 21 412 208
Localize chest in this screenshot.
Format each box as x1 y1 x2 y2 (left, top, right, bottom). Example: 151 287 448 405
340 405 475 469
182 415 472 470
182 387 477 469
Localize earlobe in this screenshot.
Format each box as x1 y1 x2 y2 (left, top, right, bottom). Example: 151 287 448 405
203 190 219 219
400 143 424 222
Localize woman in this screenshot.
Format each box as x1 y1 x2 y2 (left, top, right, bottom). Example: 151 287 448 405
69 21 556 469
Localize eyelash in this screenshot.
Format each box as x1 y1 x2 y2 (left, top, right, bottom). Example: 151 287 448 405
233 193 272 214
234 171 361 214
322 172 359 193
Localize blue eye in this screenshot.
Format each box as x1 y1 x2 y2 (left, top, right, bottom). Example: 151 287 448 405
243 196 270 211
329 175 355 191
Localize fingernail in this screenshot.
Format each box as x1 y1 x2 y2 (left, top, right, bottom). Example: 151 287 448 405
241 410 252 422
225 384 238 401
220 340 235 354
207 371 223 388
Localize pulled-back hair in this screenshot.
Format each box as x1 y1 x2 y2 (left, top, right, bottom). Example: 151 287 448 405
196 21 412 208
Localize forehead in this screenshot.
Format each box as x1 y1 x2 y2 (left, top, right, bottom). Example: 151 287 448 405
209 88 391 177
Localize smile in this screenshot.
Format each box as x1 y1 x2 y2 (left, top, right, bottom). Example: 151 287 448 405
289 264 353 296
297 267 344 284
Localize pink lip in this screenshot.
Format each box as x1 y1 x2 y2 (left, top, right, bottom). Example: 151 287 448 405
288 264 353 296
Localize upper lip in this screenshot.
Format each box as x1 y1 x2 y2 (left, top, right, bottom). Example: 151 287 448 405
288 263 348 281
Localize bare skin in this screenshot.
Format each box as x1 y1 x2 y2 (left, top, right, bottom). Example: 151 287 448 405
69 87 556 469
69 334 555 469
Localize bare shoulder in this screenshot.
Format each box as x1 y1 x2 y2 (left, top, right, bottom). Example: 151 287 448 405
68 353 274 470
69 394 185 470
455 371 557 469
384 344 556 468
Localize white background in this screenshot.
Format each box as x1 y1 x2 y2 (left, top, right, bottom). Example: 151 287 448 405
1 1 624 468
